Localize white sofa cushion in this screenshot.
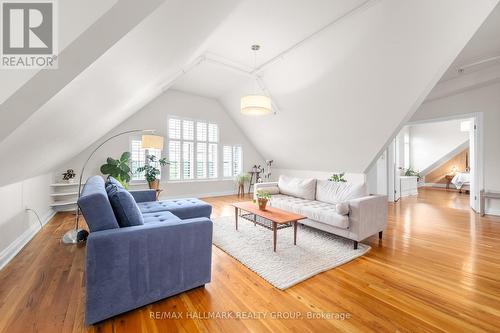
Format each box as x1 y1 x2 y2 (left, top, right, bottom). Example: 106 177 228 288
278 175 316 200
315 180 367 205
270 194 349 229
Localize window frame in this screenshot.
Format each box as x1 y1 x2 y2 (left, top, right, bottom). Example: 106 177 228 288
222 144 243 179
129 137 163 183
167 115 220 182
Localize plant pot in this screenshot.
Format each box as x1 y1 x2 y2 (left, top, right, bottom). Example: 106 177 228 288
148 179 160 190
258 198 268 211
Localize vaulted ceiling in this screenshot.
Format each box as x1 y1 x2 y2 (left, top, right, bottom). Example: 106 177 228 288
0 0 498 186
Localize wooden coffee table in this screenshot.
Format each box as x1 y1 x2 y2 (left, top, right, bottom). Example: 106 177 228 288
232 201 306 252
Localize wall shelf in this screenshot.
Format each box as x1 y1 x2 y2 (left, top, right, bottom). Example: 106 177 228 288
50 201 77 207
50 192 78 197
50 182 79 211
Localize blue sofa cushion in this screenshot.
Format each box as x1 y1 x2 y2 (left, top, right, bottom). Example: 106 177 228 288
78 176 119 232
107 185 144 227
137 198 212 219
142 211 182 224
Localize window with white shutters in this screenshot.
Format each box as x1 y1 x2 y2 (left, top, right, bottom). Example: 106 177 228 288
168 116 219 181
223 145 243 178
130 139 162 181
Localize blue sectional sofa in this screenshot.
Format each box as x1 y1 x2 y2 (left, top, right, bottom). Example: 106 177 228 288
78 176 213 325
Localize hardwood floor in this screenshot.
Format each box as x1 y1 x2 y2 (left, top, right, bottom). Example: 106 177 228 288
1 188 500 332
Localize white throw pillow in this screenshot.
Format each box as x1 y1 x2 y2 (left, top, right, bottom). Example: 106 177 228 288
278 175 316 200
258 186 280 195
336 202 350 215
316 180 368 204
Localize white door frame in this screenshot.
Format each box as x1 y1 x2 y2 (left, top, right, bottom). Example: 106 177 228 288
402 112 483 211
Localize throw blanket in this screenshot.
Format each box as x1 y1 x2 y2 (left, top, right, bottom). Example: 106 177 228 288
451 172 470 189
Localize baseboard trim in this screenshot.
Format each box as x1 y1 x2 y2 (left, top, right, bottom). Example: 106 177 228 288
484 208 500 217
422 183 448 188
0 209 55 271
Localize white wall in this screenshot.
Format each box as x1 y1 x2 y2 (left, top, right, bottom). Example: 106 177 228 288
409 119 469 172
412 82 500 215
0 174 54 269
271 169 366 185
57 90 265 198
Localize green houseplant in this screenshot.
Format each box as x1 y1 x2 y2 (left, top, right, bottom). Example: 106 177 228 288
100 152 132 188
136 154 169 190
403 167 421 180
254 189 272 211
329 172 347 182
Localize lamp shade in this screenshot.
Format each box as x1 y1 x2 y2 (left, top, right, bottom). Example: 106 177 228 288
240 95 272 115
141 135 164 150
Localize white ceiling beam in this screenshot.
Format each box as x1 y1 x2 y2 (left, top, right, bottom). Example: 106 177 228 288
252 0 377 75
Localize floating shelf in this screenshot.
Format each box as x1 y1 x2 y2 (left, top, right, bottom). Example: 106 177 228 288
50 183 80 187
50 201 77 207
50 192 78 197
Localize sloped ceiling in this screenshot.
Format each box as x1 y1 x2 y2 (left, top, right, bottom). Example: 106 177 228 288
0 0 240 186
440 4 500 82
174 0 498 173
0 0 498 186
0 0 118 105
0 0 165 143
425 4 500 101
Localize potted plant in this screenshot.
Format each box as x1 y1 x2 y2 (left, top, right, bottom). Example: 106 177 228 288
254 189 272 211
235 173 251 197
100 152 132 188
329 172 347 182
403 168 421 180
136 154 169 190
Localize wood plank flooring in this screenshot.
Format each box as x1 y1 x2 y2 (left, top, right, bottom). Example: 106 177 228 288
1 188 499 332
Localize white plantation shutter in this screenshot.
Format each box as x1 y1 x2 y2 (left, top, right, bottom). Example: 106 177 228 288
130 139 162 181
182 142 194 180
131 140 145 180
169 118 181 139
208 123 218 142
168 140 181 180
222 145 243 178
196 143 207 178
223 146 232 178
197 122 207 142
168 116 220 181
183 120 194 140
232 146 242 176
208 143 218 179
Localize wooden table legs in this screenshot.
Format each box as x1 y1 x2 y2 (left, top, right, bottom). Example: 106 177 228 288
235 207 238 230
272 222 277 252
294 221 297 245
234 209 299 252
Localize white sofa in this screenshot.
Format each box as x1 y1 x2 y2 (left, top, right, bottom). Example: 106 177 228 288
254 175 387 249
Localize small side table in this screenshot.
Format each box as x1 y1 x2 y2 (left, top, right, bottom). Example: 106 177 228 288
444 175 454 189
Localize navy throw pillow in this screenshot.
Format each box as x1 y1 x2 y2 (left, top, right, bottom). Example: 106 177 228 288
107 185 144 228
105 176 124 190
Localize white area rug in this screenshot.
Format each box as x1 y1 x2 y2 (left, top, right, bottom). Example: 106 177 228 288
212 215 370 290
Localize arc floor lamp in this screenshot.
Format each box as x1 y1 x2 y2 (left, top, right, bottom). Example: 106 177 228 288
62 129 164 244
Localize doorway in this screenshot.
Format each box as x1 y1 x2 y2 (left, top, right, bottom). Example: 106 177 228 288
386 113 483 212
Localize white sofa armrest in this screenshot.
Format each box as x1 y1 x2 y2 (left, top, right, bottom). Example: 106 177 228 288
253 182 279 200
348 195 388 241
